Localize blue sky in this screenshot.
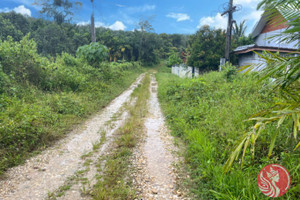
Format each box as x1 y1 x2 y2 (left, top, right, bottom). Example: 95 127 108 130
0 0 263 34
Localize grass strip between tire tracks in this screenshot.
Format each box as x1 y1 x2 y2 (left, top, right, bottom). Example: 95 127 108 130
92 74 150 200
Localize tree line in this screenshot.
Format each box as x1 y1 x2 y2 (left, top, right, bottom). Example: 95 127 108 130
0 8 252 70
0 11 189 65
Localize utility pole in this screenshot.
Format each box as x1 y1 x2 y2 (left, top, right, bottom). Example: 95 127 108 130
91 0 96 43
221 0 237 62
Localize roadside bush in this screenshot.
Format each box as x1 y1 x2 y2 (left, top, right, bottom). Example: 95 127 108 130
76 42 108 67
47 93 86 116
0 100 57 172
0 35 45 86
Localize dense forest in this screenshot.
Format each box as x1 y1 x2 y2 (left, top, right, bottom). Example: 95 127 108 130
0 11 189 64
0 10 253 69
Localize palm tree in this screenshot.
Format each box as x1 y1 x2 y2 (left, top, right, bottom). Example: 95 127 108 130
225 0 300 172
91 0 96 42
232 20 247 41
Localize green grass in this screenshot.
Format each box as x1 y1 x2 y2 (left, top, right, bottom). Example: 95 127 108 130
156 70 300 200
92 74 150 200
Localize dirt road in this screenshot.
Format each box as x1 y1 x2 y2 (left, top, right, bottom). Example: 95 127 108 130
132 74 185 200
0 73 187 200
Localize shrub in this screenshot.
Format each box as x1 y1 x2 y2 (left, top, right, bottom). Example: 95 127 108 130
220 62 237 81
0 64 10 94
0 35 45 86
167 52 182 67
76 42 108 67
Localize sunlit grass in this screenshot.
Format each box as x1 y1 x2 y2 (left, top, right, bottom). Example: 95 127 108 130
156 70 300 199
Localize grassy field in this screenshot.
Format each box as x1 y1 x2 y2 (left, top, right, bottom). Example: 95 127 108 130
156 66 300 200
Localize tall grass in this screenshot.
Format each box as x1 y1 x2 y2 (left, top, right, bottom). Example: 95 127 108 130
156 70 300 199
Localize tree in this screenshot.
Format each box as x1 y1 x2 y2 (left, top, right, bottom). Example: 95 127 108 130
90 0 96 42
138 19 154 61
225 0 300 172
35 0 81 24
232 20 254 47
0 14 23 41
33 23 73 56
76 42 108 67
187 25 226 71
1 12 31 36
233 20 247 40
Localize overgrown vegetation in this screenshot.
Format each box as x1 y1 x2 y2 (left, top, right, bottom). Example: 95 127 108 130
0 35 142 175
92 74 150 199
156 70 300 199
225 0 300 172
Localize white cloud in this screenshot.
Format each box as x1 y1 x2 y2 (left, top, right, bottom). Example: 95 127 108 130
116 4 126 8
198 13 227 29
77 21 89 26
12 0 40 10
77 20 126 31
13 5 31 16
0 5 31 16
127 4 156 13
95 22 107 28
243 10 263 22
109 21 126 31
167 13 190 22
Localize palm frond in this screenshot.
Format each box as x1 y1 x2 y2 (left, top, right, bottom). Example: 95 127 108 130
225 0 300 171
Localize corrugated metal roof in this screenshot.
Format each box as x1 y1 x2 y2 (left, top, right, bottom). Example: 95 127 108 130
252 14 267 38
233 44 256 52
233 45 299 54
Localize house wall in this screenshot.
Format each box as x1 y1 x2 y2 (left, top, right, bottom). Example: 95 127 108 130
255 29 299 49
238 51 299 71
238 52 266 71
